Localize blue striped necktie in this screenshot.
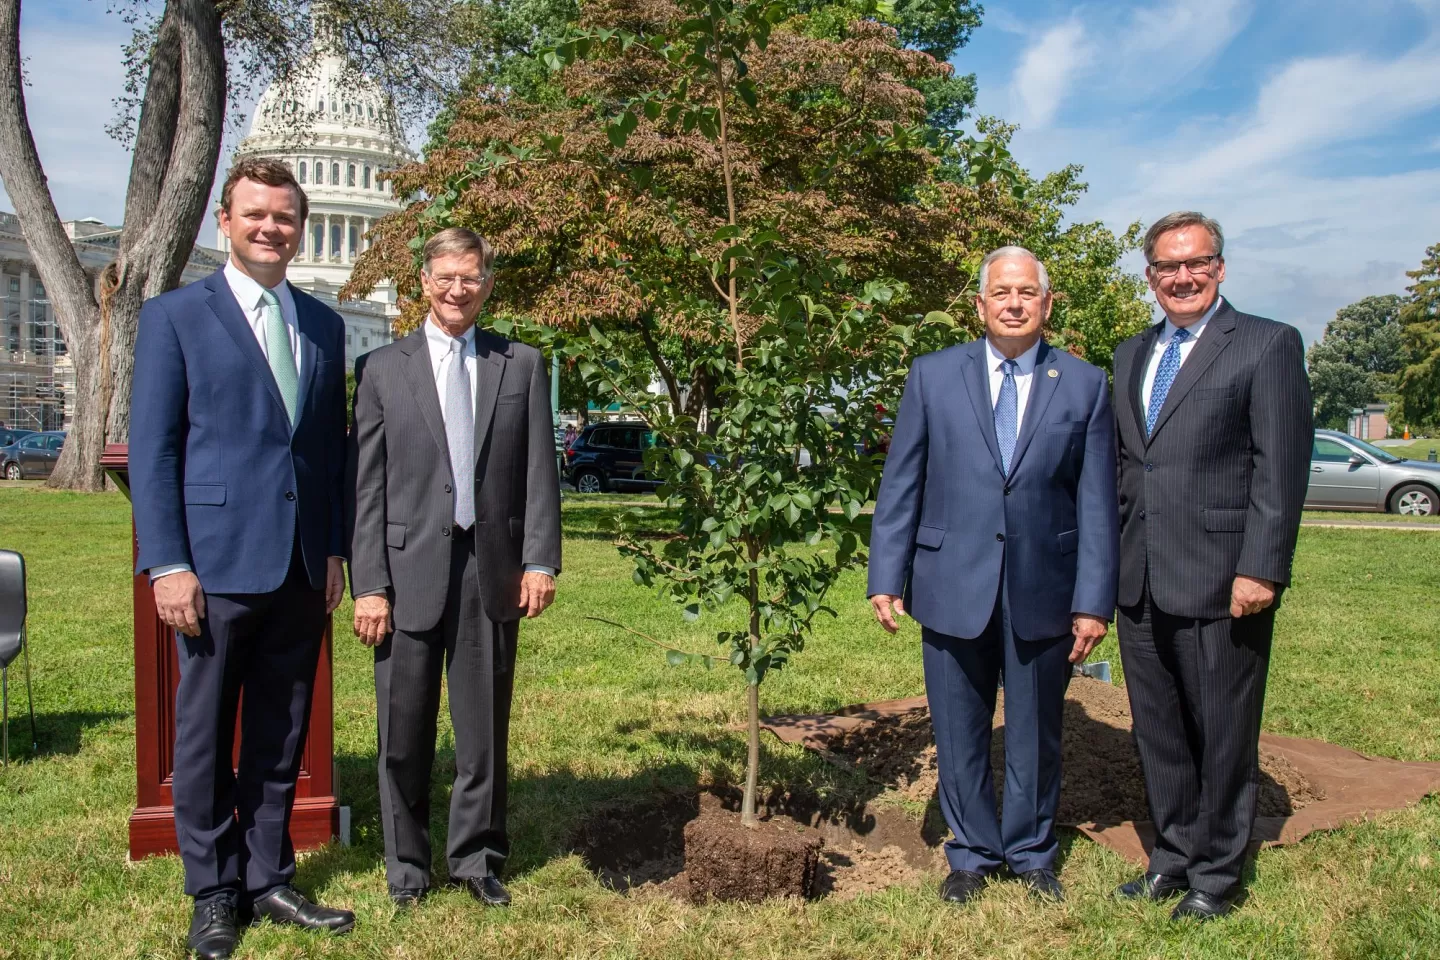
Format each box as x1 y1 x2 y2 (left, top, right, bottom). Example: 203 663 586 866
995 358 1018 475
1146 327 1190 435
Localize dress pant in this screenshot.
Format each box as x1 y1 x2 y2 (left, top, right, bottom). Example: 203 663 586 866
375 525 518 891
922 577 1073 875
172 538 327 904
1117 579 1274 896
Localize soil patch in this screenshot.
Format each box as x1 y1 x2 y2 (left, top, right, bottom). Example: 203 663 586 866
825 677 1323 824
573 789 944 901
683 808 822 902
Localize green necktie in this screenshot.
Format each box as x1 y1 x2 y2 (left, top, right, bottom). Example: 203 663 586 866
260 287 299 427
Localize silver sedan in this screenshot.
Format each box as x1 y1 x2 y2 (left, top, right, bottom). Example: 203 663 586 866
1306 430 1440 515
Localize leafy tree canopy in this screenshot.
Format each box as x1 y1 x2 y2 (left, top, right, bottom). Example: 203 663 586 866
1396 243 1440 429
1306 294 1404 429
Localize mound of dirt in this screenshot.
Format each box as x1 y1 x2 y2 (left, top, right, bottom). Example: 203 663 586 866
825 677 1324 825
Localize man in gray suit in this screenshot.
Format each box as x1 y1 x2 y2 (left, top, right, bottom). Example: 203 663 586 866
348 227 562 908
1111 212 1312 921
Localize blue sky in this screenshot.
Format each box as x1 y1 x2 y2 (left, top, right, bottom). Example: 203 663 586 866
8 0 1440 343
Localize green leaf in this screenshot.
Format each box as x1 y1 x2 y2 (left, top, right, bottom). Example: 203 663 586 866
923 311 956 327
683 603 701 622
607 122 631 148
673 448 694 469
665 649 688 667
736 79 758 109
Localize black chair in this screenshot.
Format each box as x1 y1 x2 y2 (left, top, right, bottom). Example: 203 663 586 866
0 549 35 765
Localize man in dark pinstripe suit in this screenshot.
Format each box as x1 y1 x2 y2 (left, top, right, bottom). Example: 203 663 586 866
1111 211 1312 921
347 228 562 908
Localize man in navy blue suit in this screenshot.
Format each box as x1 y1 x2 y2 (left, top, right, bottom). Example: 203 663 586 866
130 159 353 959
868 247 1119 905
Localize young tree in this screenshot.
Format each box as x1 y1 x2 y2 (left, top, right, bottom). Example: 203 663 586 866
1396 244 1440 430
0 0 482 489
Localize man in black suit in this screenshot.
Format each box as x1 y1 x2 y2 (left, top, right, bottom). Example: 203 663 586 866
348 227 562 908
1111 211 1312 920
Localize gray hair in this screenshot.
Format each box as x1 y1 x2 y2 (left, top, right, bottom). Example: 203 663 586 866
423 226 496 275
978 246 1050 296
1143 211 1224 264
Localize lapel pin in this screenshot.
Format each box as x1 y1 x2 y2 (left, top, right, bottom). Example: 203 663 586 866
1047 368 1058 378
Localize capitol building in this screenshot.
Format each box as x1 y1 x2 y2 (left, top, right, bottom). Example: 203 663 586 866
217 40 414 367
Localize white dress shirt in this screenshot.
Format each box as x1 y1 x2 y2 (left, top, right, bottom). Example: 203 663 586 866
985 336 1041 431
1141 295 1224 412
424 316 555 578
150 261 311 580
224 260 301 375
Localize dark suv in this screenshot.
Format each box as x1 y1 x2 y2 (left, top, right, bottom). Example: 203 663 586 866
565 421 661 493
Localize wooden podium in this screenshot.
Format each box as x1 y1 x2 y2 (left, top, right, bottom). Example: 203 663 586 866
102 445 340 860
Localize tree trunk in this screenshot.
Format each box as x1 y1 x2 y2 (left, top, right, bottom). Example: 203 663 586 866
0 0 106 488
106 0 226 445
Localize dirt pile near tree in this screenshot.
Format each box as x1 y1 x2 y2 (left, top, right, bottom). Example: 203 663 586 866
825 677 1323 824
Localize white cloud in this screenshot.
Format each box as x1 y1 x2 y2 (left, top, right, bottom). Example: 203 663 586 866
1158 46 1440 188
1010 19 1092 129
1116 0 1251 84
1 24 133 223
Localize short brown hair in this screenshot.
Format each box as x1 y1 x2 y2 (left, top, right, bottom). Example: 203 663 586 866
219 157 309 224
1143 210 1224 264
423 227 495 274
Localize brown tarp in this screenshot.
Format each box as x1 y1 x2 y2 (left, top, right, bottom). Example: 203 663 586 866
761 694 1440 866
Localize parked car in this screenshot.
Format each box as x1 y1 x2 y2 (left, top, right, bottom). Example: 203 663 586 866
1305 429 1440 515
565 421 661 493
1 430 66 480
0 427 35 449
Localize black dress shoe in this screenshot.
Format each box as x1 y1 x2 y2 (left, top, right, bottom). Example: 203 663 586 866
1171 888 1236 921
1019 868 1064 902
188 900 240 960
939 869 989 904
388 885 427 907
251 886 356 934
462 875 511 907
1114 872 1189 901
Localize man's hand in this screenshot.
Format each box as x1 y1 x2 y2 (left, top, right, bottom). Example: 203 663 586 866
353 594 393 647
1070 613 1108 664
325 557 345 614
1230 575 1276 618
870 594 906 634
518 571 556 618
154 571 206 637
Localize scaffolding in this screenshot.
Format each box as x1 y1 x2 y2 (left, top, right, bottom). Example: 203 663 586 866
0 277 68 433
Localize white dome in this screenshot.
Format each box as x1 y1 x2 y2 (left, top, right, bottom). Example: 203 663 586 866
249 51 400 142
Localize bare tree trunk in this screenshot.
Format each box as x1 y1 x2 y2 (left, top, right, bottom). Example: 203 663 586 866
106 0 226 445
0 0 105 488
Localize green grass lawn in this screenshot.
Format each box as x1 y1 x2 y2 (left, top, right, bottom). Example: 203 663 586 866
0 488 1437 958
1383 439 1440 461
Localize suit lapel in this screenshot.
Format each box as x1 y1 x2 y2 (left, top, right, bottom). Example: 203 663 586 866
204 270 288 422
1129 322 1161 444
473 329 508 460
1008 341 1060 476
399 329 454 472
1147 302 1237 443
290 285 320 430
961 340 1004 477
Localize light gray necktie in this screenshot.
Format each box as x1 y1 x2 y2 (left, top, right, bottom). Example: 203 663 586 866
260 288 299 427
446 337 475 529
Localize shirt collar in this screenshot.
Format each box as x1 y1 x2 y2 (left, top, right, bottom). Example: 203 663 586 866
1162 295 1224 342
424 315 477 354
984 335 1041 375
223 259 290 313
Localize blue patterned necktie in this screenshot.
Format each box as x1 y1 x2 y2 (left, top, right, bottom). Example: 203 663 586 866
995 358 1018 475
260 288 298 428
446 337 476 529
1146 327 1191 435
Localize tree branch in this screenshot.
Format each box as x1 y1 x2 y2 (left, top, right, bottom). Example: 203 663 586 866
585 616 717 662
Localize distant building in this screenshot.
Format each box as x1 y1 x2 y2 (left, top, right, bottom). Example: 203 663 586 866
0 214 225 431
1348 402 1389 441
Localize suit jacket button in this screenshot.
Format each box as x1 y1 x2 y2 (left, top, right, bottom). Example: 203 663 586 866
1139 509 1146 519
1003 486 1012 496
995 533 1005 542
445 484 452 493
1145 462 1153 472
442 527 450 537
285 491 295 501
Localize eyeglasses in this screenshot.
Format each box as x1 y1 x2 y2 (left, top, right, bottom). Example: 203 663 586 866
1149 255 1219 278
425 272 491 291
